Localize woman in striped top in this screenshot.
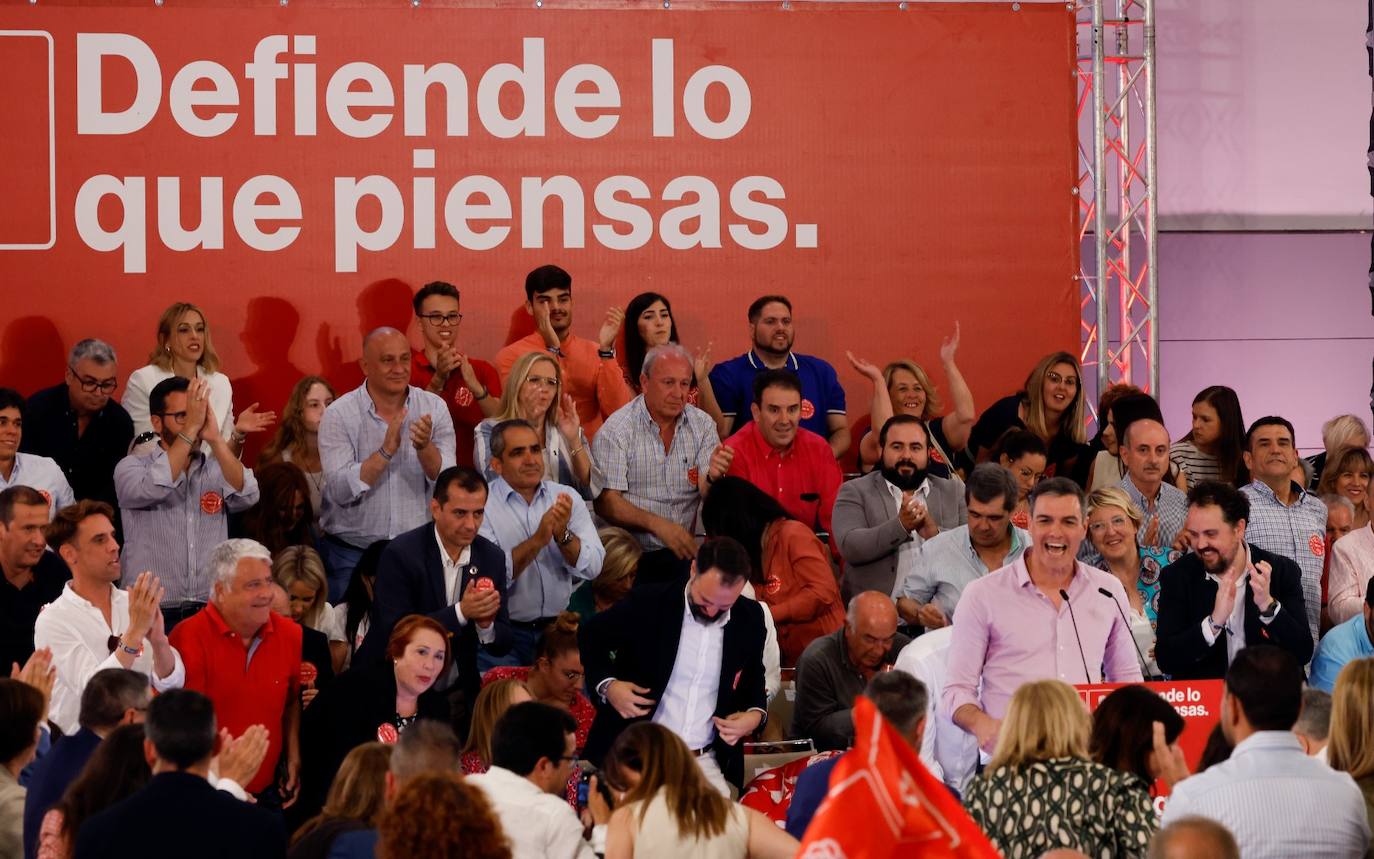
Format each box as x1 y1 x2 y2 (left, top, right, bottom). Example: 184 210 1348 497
1170 386 1247 489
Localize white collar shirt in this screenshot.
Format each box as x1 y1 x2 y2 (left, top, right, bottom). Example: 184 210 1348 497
884 477 931 598
467 766 597 859
652 585 728 751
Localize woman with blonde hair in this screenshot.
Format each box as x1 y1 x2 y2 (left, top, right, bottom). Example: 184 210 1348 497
1327 657 1374 833
603 722 798 859
472 351 597 497
289 742 393 859
124 301 274 454
568 527 641 621
1318 446 1373 531
261 375 336 517
461 678 533 775
969 351 1092 485
963 679 1156 858
273 546 347 672
847 323 976 477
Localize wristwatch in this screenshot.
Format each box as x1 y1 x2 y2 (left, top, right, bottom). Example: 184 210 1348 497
597 347 616 359
1259 599 1280 619
1208 618 1226 636
558 529 575 546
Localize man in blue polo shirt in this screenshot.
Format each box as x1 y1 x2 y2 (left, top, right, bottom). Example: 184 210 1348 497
708 295 848 458
1309 577 1374 692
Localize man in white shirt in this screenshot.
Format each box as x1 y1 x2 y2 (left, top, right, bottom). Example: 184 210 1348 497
1162 645 1370 858
469 701 609 859
34 499 183 734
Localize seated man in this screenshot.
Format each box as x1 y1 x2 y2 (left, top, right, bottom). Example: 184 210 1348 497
592 344 730 587
897 463 1028 630
1309 578 1374 693
22 669 149 859
358 467 514 705
0 486 71 672
722 369 841 535
832 415 966 600
409 281 502 468
1150 818 1240 859
1327 496 1372 626
1293 688 1332 758
318 327 456 600
1239 416 1328 645
0 388 74 520
169 539 301 803
785 670 927 839
468 701 607 859
478 420 603 667
893 625 979 794
1117 417 1189 549
494 264 630 438
791 592 909 751
35 500 183 734
1155 481 1313 681
72 689 286 858
708 295 849 457
943 478 1142 754
1161 645 1370 858
20 339 133 517
114 377 259 627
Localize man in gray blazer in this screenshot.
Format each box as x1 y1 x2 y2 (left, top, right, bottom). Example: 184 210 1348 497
832 416 967 599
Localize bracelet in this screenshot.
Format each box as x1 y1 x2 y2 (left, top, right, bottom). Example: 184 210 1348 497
118 639 142 657
598 348 616 359
175 432 196 447
230 430 247 444
546 345 563 357
377 446 394 461
473 387 489 401
569 445 585 457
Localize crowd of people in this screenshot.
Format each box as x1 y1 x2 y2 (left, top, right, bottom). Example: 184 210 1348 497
0 264 1370 858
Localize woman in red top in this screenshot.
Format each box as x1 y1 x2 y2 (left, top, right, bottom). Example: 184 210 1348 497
702 477 844 666
481 612 596 753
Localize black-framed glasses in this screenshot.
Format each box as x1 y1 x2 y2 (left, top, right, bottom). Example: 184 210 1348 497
69 367 118 394
419 312 464 327
156 411 189 422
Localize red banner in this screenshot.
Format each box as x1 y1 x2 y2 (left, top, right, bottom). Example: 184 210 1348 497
0 4 1077 426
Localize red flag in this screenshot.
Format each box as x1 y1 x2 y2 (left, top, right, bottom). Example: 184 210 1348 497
798 696 1001 858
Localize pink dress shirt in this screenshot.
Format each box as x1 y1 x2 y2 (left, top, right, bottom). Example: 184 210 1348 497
1327 524 1374 625
942 553 1144 722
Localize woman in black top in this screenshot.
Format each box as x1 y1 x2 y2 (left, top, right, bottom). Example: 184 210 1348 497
968 350 1092 485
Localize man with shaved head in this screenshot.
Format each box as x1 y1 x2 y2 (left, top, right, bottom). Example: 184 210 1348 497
318 327 456 599
790 591 910 750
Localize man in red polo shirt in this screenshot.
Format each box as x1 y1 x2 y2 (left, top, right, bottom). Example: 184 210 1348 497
169 537 302 804
410 281 502 468
723 369 842 537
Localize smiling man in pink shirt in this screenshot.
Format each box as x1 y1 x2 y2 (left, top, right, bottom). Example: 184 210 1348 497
943 476 1142 753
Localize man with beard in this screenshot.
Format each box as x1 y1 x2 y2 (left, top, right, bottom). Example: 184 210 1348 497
897 463 1029 629
708 295 849 458
832 415 966 600
943 477 1142 754
1155 480 1313 680
494 264 631 438
722 369 842 535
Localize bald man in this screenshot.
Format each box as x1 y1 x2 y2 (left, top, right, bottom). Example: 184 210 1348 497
791 592 910 750
318 328 456 599
1149 817 1240 859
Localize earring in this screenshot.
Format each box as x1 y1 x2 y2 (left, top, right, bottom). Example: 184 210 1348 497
164 345 170 353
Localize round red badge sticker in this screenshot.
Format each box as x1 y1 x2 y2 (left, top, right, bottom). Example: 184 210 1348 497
474 577 495 593
299 663 318 687
800 399 816 420
377 723 399 744
1310 535 1326 558
765 576 782 596
453 386 474 408
687 466 700 486
200 491 223 515
929 447 946 465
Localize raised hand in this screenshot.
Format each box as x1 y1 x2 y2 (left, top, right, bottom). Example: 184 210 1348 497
381 408 407 459
125 571 162 645
533 302 560 349
1250 560 1275 611
693 342 714 383
599 306 625 351
455 352 481 393
409 413 434 451
216 724 270 789
458 580 501 627
13 648 55 722
939 321 961 364
184 378 212 438
234 403 276 436
1147 720 1190 788
433 345 460 382
1211 566 1240 629
898 492 927 532
846 351 884 383
556 393 581 442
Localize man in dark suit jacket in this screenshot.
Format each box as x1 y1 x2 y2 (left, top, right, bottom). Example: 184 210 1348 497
73 689 284 859
355 467 512 707
581 537 768 792
1156 481 1313 680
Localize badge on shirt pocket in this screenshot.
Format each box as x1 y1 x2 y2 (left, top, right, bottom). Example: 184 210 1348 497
687 466 700 486
453 387 474 408
200 491 223 514
800 399 815 420
1309 535 1325 558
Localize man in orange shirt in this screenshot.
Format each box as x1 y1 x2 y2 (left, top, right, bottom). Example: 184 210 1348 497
494 265 630 438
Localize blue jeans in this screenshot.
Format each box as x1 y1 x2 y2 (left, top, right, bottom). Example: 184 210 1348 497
318 538 364 603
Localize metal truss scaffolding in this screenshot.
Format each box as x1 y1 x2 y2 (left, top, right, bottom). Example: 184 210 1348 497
1075 0 1158 426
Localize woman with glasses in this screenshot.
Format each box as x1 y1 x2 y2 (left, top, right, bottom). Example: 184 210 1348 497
123 301 274 456
1086 487 1180 677
411 282 503 468
481 613 595 757
472 352 599 498
968 351 1092 486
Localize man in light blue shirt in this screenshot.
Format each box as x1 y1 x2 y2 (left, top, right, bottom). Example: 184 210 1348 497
1309 578 1374 693
897 463 1028 629
479 419 603 667
1162 645 1370 858
318 328 455 600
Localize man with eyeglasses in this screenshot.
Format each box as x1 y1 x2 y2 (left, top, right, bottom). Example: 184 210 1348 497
21 339 133 520
34 499 183 735
0 388 74 521
410 281 502 468
114 376 260 628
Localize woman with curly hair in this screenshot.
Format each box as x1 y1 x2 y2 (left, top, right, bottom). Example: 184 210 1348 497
378 771 511 859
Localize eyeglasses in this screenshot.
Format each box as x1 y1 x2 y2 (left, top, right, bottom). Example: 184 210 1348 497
561 669 585 683
1046 371 1079 388
70 367 118 394
155 411 189 422
419 312 464 327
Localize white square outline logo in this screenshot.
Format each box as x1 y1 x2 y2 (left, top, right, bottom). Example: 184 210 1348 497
0 30 56 251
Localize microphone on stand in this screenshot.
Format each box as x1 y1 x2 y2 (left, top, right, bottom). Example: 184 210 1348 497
1059 589 1096 683
1098 586 1157 681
